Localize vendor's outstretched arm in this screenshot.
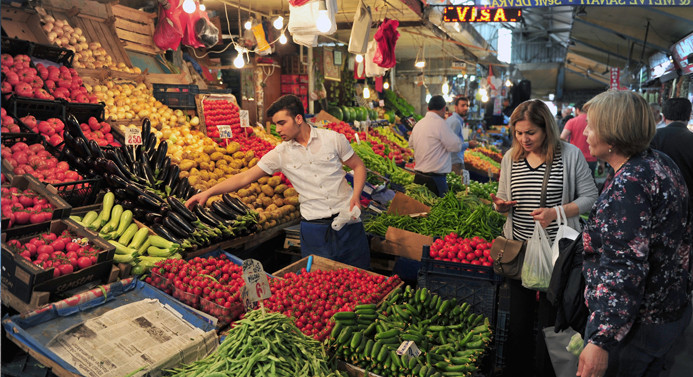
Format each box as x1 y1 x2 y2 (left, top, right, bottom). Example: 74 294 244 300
343 154 366 210
185 165 268 208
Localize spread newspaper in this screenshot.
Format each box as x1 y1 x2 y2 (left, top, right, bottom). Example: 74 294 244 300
47 299 217 377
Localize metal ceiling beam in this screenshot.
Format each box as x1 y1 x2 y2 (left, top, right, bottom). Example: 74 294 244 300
571 39 630 62
573 18 668 53
335 20 424 30
565 67 609 85
642 7 693 27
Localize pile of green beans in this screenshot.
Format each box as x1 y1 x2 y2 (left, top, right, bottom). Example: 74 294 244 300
167 310 346 377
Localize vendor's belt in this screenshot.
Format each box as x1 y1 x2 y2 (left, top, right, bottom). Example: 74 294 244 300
301 213 338 225
415 171 447 177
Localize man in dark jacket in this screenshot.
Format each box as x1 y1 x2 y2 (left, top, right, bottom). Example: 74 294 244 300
650 98 693 200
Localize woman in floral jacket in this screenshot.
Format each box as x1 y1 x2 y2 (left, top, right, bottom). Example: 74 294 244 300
579 90 693 377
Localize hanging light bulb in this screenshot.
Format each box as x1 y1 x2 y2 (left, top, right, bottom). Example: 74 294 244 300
244 18 253 30
383 81 390 90
355 54 364 63
481 94 489 102
199 1 206 11
415 60 425 68
441 81 449 94
478 87 487 97
425 89 432 103
182 0 196 14
233 46 246 68
363 86 370 98
279 32 287 45
316 0 332 33
273 16 284 30
505 79 512 87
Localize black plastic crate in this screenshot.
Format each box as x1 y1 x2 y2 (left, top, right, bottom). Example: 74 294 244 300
494 309 509 371
64 101 105 124
152 83 199 109
29 42 74 67
1 36 32 56
50 178 102 208
5 94 65 120
418 247 502 326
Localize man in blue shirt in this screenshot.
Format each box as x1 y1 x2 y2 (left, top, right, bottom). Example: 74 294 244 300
446 96 478 175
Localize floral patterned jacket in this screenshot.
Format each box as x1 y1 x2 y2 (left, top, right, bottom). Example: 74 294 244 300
583 148 693 351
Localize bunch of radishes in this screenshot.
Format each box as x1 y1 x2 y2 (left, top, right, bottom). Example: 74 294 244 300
35 63 98 103
1 54 53 100
80 117 120 147
1 187 56 227
2 141 83 184
20 115 65 147
0 108 23 133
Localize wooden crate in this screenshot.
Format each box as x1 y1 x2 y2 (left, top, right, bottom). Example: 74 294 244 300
112 4 159 55
194 93 238 136
145 72 191 86
72 13 133 67
0 6 51 45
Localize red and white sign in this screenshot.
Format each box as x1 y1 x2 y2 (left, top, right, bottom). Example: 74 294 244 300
610 67 620 90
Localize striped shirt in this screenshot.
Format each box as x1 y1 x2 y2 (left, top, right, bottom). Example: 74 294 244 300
510 152 564 242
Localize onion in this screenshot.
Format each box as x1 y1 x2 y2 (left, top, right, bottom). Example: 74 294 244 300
45 15 55 23
69 37 78 46
54 20 64 28
47 31 57 42
74 27 83 36
81 42 88 50
78 36 86 43
43 22 53 33
54 28 63 37
60 36 69 46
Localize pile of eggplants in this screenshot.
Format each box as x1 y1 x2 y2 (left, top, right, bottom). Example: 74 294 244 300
62 115 259 250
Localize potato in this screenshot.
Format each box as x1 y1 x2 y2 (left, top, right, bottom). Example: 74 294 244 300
244 150 255 160
248 157 258 168
274 184 288 195
273 198 284 207
258 176 269 185
226 141 240 154
179 171 190 179
284 187 298 197
285 196 299 205
267 176 282 187
179 159 195 171
250 183 261 194
237 188 250 197
241 196 253 204
266 204 278 213
210 152 224 161
262 197 273 207
232 151 245 159
203 145 216 154
188 175 199 185
261 184 275 197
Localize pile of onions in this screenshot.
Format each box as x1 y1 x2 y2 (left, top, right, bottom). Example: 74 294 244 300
41 15 141 74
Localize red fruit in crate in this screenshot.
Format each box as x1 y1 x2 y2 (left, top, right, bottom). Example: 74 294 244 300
30 76 43 88
5 71 19 85
49 134 63 146
1 54 13 66
44 79 56 90
19 68 36 82
34 88 51 100
1 81 12 94
21 115 37 129
88 117 100 130
48 118 64 132
38 121 55 136
75 93 88 103
14 82 33 97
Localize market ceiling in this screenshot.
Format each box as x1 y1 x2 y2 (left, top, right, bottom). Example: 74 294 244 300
121 1 692 95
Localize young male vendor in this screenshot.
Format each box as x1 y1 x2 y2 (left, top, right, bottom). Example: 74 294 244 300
186 95 370 268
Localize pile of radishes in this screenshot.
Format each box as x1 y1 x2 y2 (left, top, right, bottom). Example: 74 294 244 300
5 230 102 277
36 64 98 103
0 108 23 133
1 54 53 100
2 141 83 184
80 117 120 147
1 187 56 227
20 115 65 147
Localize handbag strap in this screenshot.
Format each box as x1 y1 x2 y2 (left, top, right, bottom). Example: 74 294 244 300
540 157 553 208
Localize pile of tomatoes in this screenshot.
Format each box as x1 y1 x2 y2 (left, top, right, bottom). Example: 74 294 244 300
147 255 246 324
5 229 102 277
264 269 403 341
2 141 83 185
429 234 494 267
1 187 56 227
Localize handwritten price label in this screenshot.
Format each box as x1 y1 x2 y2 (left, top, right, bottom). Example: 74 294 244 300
125 127 142 146
242 259 271 303
239 110 250 128
217 125 232 139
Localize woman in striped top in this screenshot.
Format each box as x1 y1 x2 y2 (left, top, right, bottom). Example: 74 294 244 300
491 99 598 377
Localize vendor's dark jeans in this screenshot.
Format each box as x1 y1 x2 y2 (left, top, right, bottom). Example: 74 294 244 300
605 301 692 377
299 220 370 270
414 172 448 197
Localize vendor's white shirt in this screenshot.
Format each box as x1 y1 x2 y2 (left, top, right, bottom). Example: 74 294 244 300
410 111 462 174
257 126 354 221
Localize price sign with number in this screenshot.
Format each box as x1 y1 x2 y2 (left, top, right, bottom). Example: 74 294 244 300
379 99 385 107
462 169 471 185
217 125 232 139
239 110 250 128
242 259 271 303
240 285 260 311
125 127 143 146
396 341 421 360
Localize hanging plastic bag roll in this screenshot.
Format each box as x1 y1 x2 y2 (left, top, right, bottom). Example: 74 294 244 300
348 0 371 55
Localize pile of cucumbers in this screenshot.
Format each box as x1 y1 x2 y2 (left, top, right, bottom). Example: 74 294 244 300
328 286 492 377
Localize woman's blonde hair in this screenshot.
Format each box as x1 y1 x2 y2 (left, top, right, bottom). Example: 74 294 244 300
584 90 655 157
509 99 561 161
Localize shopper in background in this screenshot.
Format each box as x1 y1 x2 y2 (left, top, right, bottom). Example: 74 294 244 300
561 101 598 174
446 96 479 175
186 95 371 269
650 98 693 206
650 102 667 129
490 99 598 377
579 90 692 377
558 106 573 133
410 95 462 196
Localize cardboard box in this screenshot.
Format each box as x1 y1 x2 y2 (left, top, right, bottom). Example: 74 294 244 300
313 110 341 124
387 192 430 216
373 227 433 261
1 219 115 302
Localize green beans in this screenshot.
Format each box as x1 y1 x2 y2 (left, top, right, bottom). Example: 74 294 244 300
166 310 346 377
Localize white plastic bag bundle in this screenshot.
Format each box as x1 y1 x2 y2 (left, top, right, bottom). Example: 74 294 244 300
289 0 337 46
551 206 579 265
331 205 361 231
365 40 387 77
348 0 371 55
522 221 554 291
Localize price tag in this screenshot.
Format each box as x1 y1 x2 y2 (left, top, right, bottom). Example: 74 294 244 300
379 100 385 107
487 168 494 179
240 285 259 311
462 169 471 185
217 125 232 139
354 133 361 144
125 127 142 146
242 259 271 303
396 341 421 360
239 110 250 128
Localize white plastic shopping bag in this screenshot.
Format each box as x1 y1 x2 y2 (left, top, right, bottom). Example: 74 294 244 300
522 221 554 291
551 206 580 265
331 206 361 231
348 0 371 55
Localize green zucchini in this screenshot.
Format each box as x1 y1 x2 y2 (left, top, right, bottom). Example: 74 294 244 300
128 227 150 249
118 223 139 245
115 210 133 237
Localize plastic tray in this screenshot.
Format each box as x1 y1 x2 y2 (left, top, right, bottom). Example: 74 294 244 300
149 270 172 295
29 41 74 67
152 83 199 109
172 285 200 309
63 101 105 124
199 296 244 327
1 36 33 56
4 94 65 121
